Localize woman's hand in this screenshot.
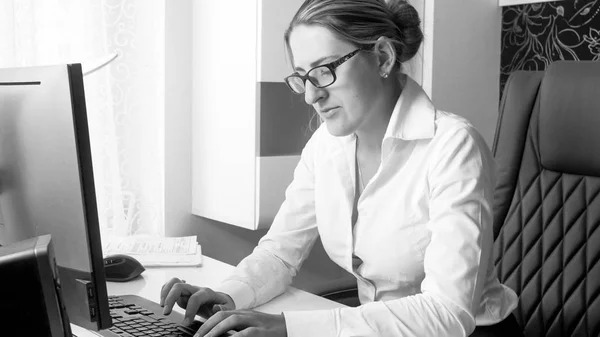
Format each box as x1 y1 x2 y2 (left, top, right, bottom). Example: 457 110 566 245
193 309 287 337
159 277 235 326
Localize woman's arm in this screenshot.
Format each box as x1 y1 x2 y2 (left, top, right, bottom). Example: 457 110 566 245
214 128 323 310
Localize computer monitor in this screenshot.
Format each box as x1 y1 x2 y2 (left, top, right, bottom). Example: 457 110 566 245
0 64 112 331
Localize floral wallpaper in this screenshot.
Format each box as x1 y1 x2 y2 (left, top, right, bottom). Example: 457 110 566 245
501 0 600 95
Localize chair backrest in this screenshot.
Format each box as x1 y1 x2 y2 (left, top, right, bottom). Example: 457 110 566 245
493 61 600 337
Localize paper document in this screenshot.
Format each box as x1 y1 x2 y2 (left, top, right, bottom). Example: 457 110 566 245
103 235 197 255
102 235 202 267
133 244 203 267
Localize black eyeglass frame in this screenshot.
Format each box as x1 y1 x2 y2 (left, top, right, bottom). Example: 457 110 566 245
284 47 368 94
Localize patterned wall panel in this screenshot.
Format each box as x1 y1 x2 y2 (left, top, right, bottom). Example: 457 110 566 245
501 1 600 96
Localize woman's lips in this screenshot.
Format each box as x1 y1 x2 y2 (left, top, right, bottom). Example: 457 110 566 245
320 106 339 118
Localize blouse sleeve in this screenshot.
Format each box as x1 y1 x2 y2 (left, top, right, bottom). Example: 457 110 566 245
283 125 496 337
214 129 322 310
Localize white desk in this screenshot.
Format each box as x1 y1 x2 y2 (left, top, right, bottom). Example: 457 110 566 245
72 255 346 336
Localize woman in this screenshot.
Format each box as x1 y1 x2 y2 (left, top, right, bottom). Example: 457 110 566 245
161 0 521 336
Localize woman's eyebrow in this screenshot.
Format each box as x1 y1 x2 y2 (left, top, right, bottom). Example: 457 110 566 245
294 54 338 72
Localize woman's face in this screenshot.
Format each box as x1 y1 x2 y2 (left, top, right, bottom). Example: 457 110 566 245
288 25 384 137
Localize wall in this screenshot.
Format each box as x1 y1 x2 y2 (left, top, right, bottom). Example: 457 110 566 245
427 0 502 148
500 1 600 96
163 0 353 295
164 0 192 241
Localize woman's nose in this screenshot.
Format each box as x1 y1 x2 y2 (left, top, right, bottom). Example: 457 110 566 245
304 81 325 105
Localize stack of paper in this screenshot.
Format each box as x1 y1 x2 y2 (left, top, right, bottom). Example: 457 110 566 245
102 235 202 267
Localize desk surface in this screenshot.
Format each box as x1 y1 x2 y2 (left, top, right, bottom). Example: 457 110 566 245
73 255 346 336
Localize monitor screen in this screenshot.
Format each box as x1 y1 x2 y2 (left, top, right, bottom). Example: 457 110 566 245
0 64 112 331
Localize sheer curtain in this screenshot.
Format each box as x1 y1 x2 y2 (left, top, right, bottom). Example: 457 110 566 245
0 0 165 237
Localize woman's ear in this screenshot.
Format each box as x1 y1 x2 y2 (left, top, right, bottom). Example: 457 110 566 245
373 36 396 78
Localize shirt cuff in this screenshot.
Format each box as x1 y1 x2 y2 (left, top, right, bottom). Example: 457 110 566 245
283 309 337 337
213 279 255 310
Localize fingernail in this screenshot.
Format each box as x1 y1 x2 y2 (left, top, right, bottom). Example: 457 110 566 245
162 308 168 315
182 318 191 326
159 299 164 307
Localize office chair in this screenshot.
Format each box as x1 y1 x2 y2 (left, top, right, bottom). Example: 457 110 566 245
493 61 600 337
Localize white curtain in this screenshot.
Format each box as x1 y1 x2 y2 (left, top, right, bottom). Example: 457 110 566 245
0 0 165 237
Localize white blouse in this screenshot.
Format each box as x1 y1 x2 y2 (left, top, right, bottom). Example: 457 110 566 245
215 76 518 337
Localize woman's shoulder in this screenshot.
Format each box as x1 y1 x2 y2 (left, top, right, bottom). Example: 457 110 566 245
433 110 486 143
434 110 475 132
429 110 492 159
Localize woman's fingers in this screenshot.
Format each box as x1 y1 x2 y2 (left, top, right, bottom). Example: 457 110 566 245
193 310 248 337
177 295 190 310
159 280 238 329
205 312 247 337
193 310 286 337
159 277 183 306
183 288 223 325
162 282 195 315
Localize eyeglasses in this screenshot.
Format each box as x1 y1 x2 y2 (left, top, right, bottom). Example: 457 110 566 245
284 47 366 94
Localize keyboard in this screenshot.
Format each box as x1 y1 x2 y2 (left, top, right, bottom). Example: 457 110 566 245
98 294 232 337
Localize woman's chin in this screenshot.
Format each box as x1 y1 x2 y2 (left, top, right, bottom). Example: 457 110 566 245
325 122 353 137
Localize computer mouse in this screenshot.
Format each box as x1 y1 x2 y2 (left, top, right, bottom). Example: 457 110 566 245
103 254 145 282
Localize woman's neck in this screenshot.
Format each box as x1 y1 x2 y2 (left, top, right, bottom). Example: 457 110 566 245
355 74 404 156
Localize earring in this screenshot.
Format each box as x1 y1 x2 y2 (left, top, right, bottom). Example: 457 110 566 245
381 72 389 78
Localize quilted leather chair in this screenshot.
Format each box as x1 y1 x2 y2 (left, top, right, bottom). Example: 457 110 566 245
493 61 600 337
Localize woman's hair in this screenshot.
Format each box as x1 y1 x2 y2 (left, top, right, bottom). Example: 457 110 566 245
284 0 423 72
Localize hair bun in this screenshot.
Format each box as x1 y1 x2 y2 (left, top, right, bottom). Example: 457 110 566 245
386 0 423 62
